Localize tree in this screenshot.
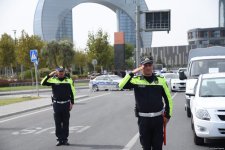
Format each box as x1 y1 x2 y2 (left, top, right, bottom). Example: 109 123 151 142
58 40 75 69
73 50 87 74
16 30 44 69
0 34 16 67
86 29 114 72
0 33 16 77
44 40 75 69
125 43 134 69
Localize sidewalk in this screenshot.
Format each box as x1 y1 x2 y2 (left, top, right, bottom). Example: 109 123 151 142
0 86 89 96
0 95 88 119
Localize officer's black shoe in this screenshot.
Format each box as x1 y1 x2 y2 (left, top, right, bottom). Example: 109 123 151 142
63 141 70 146
56 141 63 146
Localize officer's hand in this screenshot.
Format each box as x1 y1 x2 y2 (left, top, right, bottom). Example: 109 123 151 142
49 71 57 77
69 102 73 111
164 117 170 125
132 65 144 74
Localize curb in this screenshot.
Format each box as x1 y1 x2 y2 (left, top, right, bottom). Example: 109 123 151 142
0 86 89 96
0 95 89 119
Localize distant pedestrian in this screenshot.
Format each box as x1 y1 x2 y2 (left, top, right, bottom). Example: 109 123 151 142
41 66 75 146
119 57 173 150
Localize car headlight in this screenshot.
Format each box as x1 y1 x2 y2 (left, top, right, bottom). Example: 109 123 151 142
195 108 210 121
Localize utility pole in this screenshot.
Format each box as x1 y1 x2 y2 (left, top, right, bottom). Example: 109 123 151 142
135 0 141 68
12 30 16 44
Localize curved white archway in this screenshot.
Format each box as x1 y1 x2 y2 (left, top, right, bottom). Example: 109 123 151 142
33 0 152 47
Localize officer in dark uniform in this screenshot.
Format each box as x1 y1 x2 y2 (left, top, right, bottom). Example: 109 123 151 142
41 66 75 146
119 57 173 150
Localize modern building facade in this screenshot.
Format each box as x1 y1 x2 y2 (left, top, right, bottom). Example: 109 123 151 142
219 0 225 27
33 0 152 48
187 27 225 48
142 45 192 67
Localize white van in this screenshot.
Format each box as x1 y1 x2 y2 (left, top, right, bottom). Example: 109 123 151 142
179 46 225 117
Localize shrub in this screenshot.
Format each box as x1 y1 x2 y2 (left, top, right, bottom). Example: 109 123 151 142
39 68 51 78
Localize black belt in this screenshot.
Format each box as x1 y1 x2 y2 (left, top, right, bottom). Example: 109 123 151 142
53 100 70 104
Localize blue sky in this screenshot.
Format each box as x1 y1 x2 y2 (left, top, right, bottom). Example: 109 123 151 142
0 0 218 49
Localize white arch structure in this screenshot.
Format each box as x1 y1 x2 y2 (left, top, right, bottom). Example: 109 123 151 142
33 0 152 47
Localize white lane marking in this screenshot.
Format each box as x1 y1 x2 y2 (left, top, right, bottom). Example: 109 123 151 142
35 127 54 134
77 126 91 133
0 93 111 124
121 93 178 150
122 132 139 150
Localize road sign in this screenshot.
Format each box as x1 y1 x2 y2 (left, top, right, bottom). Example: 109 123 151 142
30 49 38 63
92 59 97 66
144 10 171 32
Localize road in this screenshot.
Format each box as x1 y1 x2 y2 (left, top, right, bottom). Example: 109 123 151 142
0 91 224 150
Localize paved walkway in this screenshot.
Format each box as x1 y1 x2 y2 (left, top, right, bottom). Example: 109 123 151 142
0 95 88 118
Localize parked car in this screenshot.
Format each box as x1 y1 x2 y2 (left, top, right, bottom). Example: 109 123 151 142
190 73 225 145
162 73 186 92
89 75 122 91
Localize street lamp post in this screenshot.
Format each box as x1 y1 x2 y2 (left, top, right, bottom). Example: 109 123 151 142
135 0 141 68
12 30 16 44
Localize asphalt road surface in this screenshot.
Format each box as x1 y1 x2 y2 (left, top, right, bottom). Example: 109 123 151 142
0 91 224 150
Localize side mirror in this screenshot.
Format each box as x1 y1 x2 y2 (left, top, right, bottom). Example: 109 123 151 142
179 71 187 80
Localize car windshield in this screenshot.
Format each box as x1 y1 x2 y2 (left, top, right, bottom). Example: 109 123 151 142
163 73 179 79
190 59 225 77
200 77 225 97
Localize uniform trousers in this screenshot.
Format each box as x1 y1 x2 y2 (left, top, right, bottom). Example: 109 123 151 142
53 102 70 142
138 115 164 150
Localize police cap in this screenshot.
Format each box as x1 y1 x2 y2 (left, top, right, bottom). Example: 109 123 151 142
141 57 153 65
56 66 65 72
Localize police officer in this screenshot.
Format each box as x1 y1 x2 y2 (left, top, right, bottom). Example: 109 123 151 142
119 57 173 150
41 66 75 146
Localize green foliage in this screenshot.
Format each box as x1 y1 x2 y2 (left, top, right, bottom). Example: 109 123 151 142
0 33 16 67
38 68 51 78
16 30 44 69
125 43 134 69
70 75 78 80
73 50 87 75
44 40 75 69
86 28 114 72
19 69 34 79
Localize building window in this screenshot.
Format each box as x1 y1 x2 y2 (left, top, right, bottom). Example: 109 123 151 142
203 31 208 38
188 32 193 39
221 30 225 37
213 30 220 38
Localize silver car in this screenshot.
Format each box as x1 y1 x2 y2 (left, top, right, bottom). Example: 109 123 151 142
89 75 122 91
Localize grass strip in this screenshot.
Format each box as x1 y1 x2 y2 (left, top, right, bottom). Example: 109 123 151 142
0 96 40 106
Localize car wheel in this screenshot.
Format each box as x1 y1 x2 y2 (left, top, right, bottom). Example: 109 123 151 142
187 107 191 118
92 85 99 92
193 127 204 145
191 115 194 130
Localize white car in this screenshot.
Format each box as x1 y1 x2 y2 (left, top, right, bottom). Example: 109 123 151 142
162 73 186 92
89 75 122 91
190 73 225 145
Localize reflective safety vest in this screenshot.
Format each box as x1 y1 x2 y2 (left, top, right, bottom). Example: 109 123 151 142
41 75 75 104
119 73 173 119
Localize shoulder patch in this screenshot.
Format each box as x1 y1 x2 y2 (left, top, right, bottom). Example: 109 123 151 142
156 74 164 78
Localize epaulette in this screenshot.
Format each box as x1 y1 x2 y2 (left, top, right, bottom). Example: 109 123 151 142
134 75 142 79
156 74 165 78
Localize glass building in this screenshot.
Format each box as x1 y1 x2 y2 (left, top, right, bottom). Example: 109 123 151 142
33 0 152 48
187 27 225 48
219 0 225 27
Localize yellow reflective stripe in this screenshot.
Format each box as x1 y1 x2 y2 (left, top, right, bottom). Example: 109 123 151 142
69 79 76 100
159 77 173 116
119 74 132 90
131 77 150 85
40 76 48 85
